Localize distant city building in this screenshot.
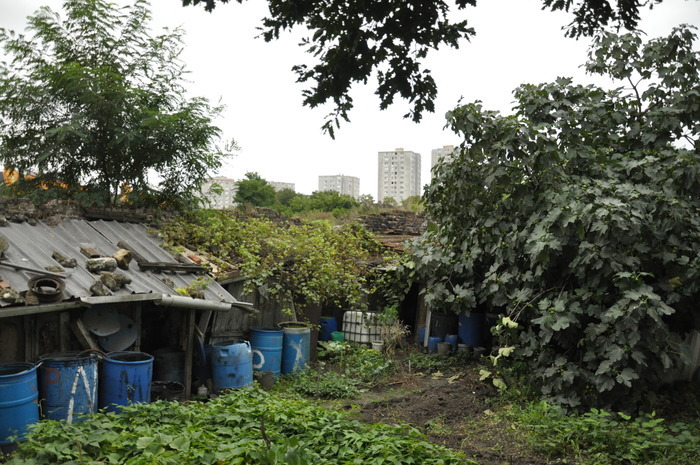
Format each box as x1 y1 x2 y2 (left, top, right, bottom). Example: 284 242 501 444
377 148 421 203
269 181 295 192
201 177 237 209
430 145 457 179
318 175 360 199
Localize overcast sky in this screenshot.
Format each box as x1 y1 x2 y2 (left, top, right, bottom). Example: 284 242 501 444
1 0 699 198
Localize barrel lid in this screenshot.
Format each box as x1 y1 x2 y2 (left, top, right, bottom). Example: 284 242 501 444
39 351 98 362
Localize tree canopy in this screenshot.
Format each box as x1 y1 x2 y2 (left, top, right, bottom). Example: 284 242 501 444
0 0 232 207
410 26 699 410
234 172 276 207
181 0 666 136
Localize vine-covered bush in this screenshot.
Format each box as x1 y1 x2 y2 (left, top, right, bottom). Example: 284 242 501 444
160 210 393 311
412 26 700 410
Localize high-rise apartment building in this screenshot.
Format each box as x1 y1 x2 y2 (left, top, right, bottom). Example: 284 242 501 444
430 145 457 176
269 181 295 192
377 148 421 202
201 177 238 209
318 175 360 199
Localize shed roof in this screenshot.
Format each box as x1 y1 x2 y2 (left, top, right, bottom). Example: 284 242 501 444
0 219 250 315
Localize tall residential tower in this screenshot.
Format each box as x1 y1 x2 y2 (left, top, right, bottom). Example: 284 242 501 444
318 175 360 199
377 148 421 202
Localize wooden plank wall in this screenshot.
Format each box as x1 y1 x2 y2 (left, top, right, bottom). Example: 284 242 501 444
209 278 290 345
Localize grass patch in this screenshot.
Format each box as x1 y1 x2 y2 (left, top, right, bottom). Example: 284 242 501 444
503 401 700 465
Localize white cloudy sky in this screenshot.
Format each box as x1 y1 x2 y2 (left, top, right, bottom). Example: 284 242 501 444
1 0 699 198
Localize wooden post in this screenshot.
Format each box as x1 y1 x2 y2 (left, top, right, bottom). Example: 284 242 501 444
133 303 142 352
24 315 35 361
59 311 70 352
183 308 195 400
424 309 432 348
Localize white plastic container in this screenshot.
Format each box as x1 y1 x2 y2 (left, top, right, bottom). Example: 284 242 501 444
342 311 382 344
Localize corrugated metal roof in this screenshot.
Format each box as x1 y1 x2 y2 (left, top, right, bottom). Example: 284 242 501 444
0 219 236 307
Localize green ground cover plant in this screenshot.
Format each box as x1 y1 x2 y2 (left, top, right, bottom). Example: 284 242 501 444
5 388 465 465
280 367 364 399
503 402 700 465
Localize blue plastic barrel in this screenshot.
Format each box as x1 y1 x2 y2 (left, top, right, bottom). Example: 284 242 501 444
0 363 39 445
416 326 426 346
250 327 283 377
428 336 442 354
211 341 253 392
445 334 459 351
99 352 153 413
458 312 486 347
280 323 310 375
38 352 98 423
319 316 338 342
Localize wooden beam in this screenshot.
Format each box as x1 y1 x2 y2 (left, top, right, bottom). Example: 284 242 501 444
133 303 142 352
137 262 207 273
71 318 99 350
59 311 70 352
183 309 195 400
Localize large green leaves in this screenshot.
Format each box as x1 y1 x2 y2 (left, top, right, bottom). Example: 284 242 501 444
414 26 700 410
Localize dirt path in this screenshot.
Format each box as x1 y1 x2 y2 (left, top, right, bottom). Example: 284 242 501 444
348 361 562 465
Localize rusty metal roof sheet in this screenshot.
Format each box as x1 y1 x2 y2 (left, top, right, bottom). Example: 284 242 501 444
0 219 236 308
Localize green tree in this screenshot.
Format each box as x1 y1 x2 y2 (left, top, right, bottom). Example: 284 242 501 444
381 197 398 208
401 195 423 213
305 190 359 212
181 0 666 136
0 0 232 207
411 26 700 410
275 187 298 207
234 172 276 207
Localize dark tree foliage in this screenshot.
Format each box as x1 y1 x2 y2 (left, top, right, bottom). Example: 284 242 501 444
412 26 699 411
542 0 664 38
181 0 664 136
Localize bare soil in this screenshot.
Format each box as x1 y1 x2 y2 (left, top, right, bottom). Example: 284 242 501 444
345 358 564 465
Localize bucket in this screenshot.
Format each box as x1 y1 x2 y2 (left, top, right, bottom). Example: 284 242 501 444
151 381 185 402
211 341 253 392
255 371 275 391
458 313 485 347
371 341 384 352
280 323 310 375
38 352 98 423
428 336 442 354
319 316 338 342
0 363 39 445
445 334 459 350
457 343 471 354
437 342 452 356
250 327 283 377
430 313 458 341
330 331 345 342
99 352 154 413
153 348 185 384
